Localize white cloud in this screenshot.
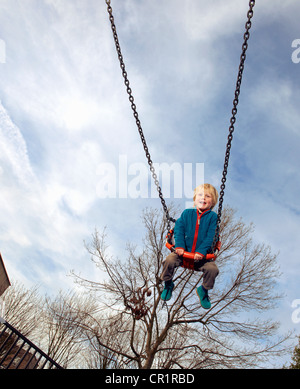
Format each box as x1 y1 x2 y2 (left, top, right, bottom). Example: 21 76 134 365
183 0 250 42
57 96 100 131
0 102 37 188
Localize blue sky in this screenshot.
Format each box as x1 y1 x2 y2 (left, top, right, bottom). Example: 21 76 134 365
0 0 300 365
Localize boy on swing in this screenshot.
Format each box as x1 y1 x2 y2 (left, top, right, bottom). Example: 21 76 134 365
160 183 219 309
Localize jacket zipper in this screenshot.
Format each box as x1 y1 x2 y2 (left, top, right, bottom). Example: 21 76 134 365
191 210 208 253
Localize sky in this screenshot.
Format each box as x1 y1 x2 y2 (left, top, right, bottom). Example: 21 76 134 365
0 0 300 366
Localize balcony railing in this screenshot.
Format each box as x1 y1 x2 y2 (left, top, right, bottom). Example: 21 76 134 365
0 317 63 369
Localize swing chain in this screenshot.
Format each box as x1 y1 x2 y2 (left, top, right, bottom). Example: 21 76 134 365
106 0 255 242
213 0 255 248
105 0 175 231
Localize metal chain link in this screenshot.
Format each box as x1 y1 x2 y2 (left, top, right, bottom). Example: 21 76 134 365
105 0 175 231
213 0 255 249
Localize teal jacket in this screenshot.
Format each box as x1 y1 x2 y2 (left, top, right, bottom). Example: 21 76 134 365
174 208 218 256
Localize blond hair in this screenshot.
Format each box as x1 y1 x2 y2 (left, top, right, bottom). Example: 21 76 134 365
193 183 218 209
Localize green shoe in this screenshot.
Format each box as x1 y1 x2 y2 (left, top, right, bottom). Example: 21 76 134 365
196 286 211 309
161 281 174 301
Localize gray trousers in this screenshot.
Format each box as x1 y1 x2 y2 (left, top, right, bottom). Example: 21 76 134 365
160 252 219 290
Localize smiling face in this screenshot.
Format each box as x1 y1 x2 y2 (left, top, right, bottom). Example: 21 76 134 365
193 184 218 212
194 189 213 212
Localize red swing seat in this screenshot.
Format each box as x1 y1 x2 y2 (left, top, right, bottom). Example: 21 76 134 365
165 229 221 270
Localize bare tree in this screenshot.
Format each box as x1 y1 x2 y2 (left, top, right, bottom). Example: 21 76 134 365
1 282 89 368
42 290 102 368
1 207 290 369
284 335 300 369
1 281 43 339
0 281 46 366
70 206 290 369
